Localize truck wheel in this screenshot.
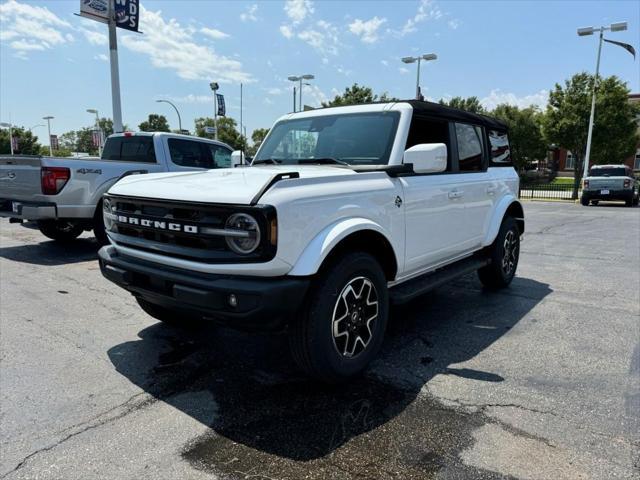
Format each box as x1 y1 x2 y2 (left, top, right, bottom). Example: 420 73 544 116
580 196 589 206
37 220 84 242
591 200 599 206
633 195 639 207
288 252 389 383
93 203 109 246
478 216 520 290
136 297 200 327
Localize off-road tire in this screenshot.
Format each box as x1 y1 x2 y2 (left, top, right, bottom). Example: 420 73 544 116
478 216 520 289
288 252 389 383
37 220 84 242
580 196 589 206
136 297 200 328
93 202 109 246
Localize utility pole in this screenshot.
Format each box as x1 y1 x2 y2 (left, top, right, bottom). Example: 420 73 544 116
108 0 123 133
43 116 54 156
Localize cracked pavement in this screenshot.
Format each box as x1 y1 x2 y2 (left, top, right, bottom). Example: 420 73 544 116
1 201 638 479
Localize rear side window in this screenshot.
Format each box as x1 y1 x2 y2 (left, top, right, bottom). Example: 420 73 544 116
102 136 156 163
488 130 512 166
405 116 452 171
455 123 484 172
168 138 212 168
207 144 233 168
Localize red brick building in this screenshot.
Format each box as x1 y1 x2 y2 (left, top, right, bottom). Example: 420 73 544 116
551 93 640 176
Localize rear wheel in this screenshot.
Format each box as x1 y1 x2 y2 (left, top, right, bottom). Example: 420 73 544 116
580 196 589 206
37 219 84 242
591 200 599 206
288 252 389 383
478 216 520 289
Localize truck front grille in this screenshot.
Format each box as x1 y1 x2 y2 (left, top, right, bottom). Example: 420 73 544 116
105 195 276 263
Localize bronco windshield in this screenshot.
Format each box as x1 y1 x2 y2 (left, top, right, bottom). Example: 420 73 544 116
253 112 400 166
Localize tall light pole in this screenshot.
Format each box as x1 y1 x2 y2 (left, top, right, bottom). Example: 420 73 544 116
28 124 44 133
86 108 103 156
43 116 54 156
0 122 13 155
577 21 629 181
155 100 182 133
288 74 314 112
107 0 123 133
401 53 437 100
210 82 219 140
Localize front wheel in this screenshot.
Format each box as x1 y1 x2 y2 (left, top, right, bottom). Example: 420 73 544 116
478 216 520 289
580 196 589 206
37 220 84 242
288 252 389 383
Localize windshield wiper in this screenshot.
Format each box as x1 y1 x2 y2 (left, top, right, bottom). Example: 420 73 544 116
296 157 350 166
252 158 283 165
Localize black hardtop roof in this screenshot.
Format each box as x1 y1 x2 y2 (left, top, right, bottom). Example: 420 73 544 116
405 100 507 130
314 99 507 131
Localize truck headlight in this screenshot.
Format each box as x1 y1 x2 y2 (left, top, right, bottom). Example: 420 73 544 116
225 213 261 254
103 198 116 231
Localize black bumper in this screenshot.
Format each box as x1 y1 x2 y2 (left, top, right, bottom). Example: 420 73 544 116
98 246 310 331
581 189 633 201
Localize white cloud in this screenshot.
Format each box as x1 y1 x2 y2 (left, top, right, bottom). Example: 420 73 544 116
297 20 339 56
94 53 108 62
200 27 229 40
0 0 73 56
81 28 107 46
400 0 442 36
161 94 213 104
284 0 314 24
279 25 294 38
381 60 389 67
240 4 258 22
301 84 327 106
448 19 460 30
121 7 252 83
267 87 283 95
480 89 549 110
399 67 410 75
349 16 386 44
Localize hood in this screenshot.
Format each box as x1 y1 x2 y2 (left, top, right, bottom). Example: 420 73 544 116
108 165 358 205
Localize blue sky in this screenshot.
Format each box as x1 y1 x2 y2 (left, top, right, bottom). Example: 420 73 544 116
1 0 638 140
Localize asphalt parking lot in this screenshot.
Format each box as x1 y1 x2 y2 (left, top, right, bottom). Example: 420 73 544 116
0 201 638 480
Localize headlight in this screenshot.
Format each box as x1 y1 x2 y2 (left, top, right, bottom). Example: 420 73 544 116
103 197 115 231
225 213 261 254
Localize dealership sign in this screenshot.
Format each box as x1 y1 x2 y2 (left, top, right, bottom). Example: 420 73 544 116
80 0 139 32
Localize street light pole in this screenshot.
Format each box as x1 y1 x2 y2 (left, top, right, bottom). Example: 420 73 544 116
577 22 628 181
87 109 103 156
288 74 314 112
155 100 182 133
401 53 437 100
108 0 123 133
210 82 219 140
28 124 44 133
43 116 54 156
0 122 13 155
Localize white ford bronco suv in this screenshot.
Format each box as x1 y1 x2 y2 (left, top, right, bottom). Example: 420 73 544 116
99 101 524 382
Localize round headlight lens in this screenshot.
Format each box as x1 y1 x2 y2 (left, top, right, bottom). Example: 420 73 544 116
225 213 261 254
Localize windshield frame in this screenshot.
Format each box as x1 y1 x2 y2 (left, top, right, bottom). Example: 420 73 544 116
252 111 401 167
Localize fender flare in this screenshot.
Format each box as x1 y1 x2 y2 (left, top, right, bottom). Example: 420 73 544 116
483 196 524 246
288 217 399 277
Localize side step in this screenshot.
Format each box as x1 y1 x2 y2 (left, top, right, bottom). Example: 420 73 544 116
389 255 490 304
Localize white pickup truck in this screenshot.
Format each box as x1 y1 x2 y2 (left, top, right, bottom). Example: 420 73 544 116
99 101 524 382
0 132 235 244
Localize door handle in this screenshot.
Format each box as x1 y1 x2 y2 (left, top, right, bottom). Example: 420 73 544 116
448 189 463 199
486 186 497 196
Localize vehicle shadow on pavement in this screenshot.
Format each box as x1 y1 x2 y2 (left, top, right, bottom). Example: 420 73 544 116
107 275 551 477
0 239 99 265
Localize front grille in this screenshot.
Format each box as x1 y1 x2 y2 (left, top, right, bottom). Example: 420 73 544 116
107 195 276 263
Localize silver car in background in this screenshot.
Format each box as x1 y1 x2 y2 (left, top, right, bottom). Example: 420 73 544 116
581 164 639 207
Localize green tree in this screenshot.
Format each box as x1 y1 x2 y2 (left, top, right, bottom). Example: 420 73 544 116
439 96 485 114
39 145 72 157
98 117 114 136
543 72 639 198
491 104 547 172
247 127 269 156
322 83 397 107
0 127 41 155
194 117 247 150
139 114 170 132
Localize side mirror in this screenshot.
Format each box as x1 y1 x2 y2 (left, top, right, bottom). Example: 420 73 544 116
231 151 245 168
403 143 447 174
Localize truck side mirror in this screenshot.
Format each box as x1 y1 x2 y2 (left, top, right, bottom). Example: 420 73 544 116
403 143 447 174
231 151 244 168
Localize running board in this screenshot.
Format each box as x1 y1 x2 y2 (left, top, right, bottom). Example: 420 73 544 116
389 255 491 304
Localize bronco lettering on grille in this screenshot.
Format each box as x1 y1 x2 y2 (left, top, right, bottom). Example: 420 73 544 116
116 214 198 234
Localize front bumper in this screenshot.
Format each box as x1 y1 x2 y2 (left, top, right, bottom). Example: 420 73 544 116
581 189 633 201
0 199 56 220
98 245 310 331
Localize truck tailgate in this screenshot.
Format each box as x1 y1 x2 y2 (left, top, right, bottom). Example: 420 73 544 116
0 157 42 200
